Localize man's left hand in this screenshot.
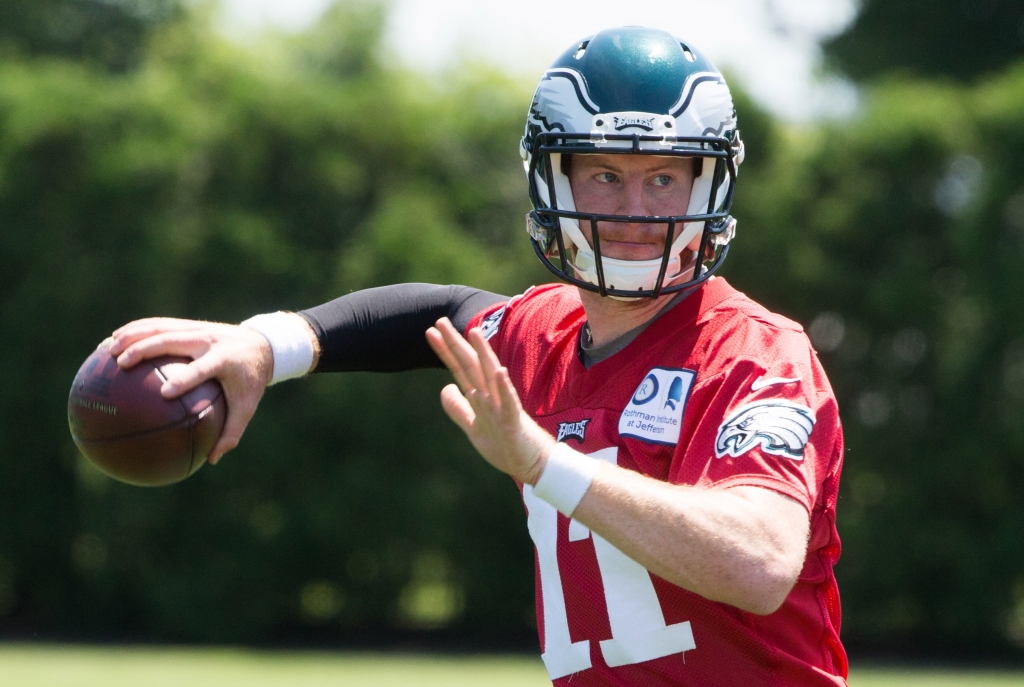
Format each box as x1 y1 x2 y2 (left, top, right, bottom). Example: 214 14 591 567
426 318 555 485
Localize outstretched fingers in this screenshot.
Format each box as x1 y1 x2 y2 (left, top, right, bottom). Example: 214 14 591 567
427 318 486 394
425 327 461 382
437 319 487 392
494 367 523 423
467 327 503 400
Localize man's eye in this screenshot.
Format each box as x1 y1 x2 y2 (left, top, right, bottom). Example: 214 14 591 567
652 174 672 186
596 172 617 183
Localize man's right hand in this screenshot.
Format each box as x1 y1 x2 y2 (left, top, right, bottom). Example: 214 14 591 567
108 318 275 464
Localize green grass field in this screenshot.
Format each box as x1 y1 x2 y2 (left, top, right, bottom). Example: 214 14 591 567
1 646 1022 686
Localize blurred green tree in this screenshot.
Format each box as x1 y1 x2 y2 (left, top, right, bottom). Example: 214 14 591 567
1 0 1022 659
0 4 542 644
0 0 182 71
728 69 1024 656
825 0 1024 81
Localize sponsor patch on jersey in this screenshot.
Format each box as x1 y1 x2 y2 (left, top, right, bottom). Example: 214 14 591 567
715 400 816 461
480 306 506 340
556 419 590 444
618 368 696 446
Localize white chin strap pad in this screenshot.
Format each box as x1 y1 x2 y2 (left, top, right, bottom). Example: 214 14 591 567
684 157 732 240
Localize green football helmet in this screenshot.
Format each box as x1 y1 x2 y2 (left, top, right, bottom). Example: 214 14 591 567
521 27 744 298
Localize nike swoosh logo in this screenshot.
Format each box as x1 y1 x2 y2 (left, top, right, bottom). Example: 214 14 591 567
751 376 801 392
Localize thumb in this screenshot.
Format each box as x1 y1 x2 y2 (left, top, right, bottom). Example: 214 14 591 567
439 383 476 434
207 398 257 464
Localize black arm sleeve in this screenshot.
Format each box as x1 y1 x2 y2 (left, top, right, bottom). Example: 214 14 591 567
297 283 509 373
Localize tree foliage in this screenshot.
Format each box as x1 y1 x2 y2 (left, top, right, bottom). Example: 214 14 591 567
825 0 1024 82
0 2 1022 658
0 7 541 644
0 0 181 72
729 71 1024 656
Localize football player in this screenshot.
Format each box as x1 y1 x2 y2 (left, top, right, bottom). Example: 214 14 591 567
111 27 847 686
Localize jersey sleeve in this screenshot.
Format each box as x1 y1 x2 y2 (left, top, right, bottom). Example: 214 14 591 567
677 335 841 513
464 288 533 364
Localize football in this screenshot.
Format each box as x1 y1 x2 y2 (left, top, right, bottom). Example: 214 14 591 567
68 344 226 486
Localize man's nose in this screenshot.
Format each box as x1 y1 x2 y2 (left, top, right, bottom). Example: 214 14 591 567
618 176 651 217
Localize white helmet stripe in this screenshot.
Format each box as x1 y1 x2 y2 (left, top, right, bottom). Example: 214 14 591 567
544 69 600 114
669 72 726 117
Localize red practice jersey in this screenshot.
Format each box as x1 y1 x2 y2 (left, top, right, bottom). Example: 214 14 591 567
468 277 847 687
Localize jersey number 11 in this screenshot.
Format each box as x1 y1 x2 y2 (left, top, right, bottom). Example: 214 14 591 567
523 447 696 680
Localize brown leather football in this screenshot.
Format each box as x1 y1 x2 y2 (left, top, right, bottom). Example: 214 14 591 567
68 345 226 486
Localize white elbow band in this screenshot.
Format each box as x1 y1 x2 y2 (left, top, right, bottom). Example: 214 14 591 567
532 443 600 517
240 312 315 385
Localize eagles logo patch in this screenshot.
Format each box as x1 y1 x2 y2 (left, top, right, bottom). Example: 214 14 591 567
480 307 506 340
715 401 816 461
556 419 590 443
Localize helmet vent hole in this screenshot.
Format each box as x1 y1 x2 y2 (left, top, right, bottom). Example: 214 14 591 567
574 41 589 60
681 44 696 62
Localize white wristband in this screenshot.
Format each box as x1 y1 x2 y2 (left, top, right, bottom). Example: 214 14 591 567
240 312 315 386
532 443 600 516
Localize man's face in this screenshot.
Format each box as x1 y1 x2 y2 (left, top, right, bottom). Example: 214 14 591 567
567 154 697 262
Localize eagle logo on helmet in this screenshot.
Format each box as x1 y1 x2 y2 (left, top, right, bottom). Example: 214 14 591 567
528 69 597 134
715 401 816 461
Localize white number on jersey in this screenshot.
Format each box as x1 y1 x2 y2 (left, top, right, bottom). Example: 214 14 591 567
523 446 696 680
